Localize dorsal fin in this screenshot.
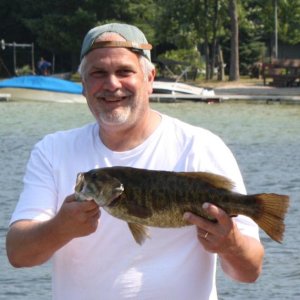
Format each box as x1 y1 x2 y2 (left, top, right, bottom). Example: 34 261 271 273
178 171 235 191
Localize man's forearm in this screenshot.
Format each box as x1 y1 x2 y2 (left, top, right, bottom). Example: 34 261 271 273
6 195 100 268
6 218 72 268
219 234 264 283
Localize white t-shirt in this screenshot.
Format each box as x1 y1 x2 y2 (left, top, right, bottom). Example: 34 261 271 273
10 113 259 300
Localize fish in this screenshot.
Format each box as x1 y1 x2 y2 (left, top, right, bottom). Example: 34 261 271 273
74 166 289 245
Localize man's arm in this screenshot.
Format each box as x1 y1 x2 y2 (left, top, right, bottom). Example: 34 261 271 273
6 195 100 268
184 203 264 283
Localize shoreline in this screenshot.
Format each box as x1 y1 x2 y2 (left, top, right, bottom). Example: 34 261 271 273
195 78 300 104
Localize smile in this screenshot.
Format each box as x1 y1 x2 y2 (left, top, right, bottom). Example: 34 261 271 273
102 96 128 102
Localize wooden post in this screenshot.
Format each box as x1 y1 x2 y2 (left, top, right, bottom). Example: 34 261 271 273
217 45 225 81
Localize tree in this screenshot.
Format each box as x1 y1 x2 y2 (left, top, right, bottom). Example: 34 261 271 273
18 0 98 71
228 0 239 81
2 0 300 77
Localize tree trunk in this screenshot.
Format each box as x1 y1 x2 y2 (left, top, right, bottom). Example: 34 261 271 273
217 45 225 81
228 0 239 81
204 0 210 80
210 0 219 80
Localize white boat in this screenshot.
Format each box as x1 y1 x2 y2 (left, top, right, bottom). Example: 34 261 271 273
151 81 219 103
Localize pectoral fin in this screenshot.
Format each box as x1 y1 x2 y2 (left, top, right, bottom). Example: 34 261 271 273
128 222 151 245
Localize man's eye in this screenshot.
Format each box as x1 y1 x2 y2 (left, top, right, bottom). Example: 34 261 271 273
118 69 134 76
91 70 106 77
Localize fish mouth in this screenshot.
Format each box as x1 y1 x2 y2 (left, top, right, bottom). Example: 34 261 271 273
75 184 95 202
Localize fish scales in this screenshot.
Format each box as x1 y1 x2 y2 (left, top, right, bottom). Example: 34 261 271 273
104 167 259 222
75 166 289 244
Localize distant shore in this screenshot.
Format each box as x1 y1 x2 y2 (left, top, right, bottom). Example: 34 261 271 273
194 77 300 104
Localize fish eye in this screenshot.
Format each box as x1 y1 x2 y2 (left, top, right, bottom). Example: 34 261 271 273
90 172 98 180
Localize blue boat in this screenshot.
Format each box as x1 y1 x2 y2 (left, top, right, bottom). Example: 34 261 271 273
0 75 83 94
0 75 85 103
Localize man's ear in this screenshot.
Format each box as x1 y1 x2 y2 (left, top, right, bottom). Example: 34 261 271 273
149 68 156 83
147 68 156 95
82 83 86 96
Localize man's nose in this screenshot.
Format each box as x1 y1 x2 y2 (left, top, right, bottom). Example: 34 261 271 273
103 74 122 91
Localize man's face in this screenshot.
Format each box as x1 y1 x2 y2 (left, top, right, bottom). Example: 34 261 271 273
82 46 154 130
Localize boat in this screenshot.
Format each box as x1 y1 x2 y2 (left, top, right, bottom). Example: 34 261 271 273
151 80 219 103
0 75 85 103
0 75 219 103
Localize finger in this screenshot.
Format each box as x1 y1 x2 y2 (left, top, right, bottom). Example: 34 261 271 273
197 227 210 241
202 202 231 227
183 212 201 226
88 206 101 219
65 194 76 203
183 211 212 228
79 199 99 212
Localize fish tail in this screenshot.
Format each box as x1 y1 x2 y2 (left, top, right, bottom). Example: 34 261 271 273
253 193 289 243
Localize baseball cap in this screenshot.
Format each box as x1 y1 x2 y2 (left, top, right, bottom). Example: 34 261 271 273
80 23 152 61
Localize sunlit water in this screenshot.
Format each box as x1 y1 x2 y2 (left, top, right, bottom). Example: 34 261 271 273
1 101 299 299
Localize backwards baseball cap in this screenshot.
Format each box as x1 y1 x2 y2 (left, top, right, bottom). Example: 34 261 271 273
80 23 152 61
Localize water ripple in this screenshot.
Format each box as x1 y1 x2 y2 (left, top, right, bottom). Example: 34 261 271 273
1 102 300 300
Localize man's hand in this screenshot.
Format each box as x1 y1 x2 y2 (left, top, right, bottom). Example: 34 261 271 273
55 194 101 239
183 202 264 282
183 202 238 253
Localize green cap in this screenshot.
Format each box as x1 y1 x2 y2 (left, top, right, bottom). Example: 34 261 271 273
80 23 152 61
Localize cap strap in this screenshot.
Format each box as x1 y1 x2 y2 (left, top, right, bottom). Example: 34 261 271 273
90 41 152 51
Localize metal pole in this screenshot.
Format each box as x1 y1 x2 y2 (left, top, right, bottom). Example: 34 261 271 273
31 43 35 74
13 42 16 74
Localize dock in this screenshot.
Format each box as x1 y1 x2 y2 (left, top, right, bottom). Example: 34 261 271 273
150 93 220 103
150 85 300 104
214 85 300 104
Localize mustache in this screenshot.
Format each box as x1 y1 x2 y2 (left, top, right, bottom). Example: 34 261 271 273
95 90 132 99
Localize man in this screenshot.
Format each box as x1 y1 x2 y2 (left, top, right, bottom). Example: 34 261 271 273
6 23 264 299
37 57 52 75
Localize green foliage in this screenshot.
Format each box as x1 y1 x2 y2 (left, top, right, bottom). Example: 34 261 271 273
237 2 268 74
22 6 96 54
157 48 204 79
1 0 300 76
16 65 33 75
159 48 203 68
278 0 300 44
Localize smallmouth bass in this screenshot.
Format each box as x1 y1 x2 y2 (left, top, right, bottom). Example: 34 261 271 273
74 166 289 245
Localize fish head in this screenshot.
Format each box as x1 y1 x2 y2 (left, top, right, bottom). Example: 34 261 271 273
74 169 124 206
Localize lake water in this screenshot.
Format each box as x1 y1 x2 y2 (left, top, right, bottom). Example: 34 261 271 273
0 101 299 299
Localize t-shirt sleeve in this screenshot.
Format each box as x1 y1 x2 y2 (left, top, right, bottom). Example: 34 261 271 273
9 136 57 225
